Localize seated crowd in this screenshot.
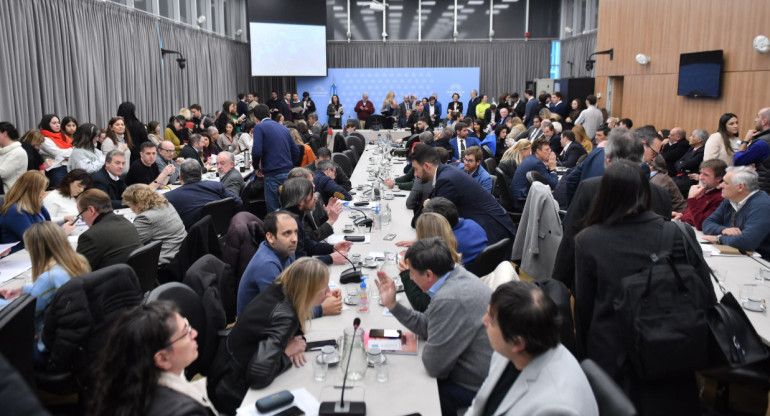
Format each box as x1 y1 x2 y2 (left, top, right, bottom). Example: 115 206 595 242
0 91 769 416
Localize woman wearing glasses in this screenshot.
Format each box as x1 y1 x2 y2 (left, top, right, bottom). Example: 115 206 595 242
88 301 217 416
208 257 331 414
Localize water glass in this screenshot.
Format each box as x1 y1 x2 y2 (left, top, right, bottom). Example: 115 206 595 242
740 283 757 301
375 361 388 382
313 357 328 381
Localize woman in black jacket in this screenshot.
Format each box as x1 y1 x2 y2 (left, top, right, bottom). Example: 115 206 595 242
88 301 218 416
208 257 331 414
117 101 149 165
574 160 712 416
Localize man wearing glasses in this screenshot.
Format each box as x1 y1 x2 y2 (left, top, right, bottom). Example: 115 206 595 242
458 146 492 193
155 140 182 184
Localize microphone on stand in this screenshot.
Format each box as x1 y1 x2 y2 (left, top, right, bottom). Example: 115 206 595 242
331 244 363 284
319 318 366 416
346 205 373 229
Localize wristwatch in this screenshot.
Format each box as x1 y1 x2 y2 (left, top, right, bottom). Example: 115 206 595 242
716 235 722 244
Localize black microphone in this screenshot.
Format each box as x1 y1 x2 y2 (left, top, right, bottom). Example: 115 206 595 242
333 245 363 284
319 318 366 416
347 206 373 229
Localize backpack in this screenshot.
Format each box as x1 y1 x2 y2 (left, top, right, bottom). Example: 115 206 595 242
613 221 714 380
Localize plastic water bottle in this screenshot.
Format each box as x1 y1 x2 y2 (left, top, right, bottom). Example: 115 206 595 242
374 205 382 230
381 203 391 226
357 280 369 313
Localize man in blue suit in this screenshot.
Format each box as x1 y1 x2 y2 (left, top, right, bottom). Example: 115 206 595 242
410 144 516 248
511 138 558 211
449 122 480 162
548 91 568 119
523 89 539 128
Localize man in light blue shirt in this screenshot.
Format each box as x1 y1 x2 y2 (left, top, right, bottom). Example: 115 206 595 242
458 146 493 192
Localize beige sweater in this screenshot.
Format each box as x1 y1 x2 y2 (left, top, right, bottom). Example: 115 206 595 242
704 133 736 167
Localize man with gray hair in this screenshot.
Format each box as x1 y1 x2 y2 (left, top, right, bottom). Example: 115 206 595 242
92 149 128 208
164 159 243 229
306 113 322 136
313 159 352 205
702 166 770 257
466 89 480 119
553 127 673 290
217 151 244 196
735 107 770 193
156 140 182 183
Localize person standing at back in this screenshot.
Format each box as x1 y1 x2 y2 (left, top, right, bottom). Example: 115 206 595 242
251 104 299 212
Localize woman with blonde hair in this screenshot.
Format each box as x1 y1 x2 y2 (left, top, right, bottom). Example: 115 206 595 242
0 171 72 253
208 257 330 414
290 128 315 167
499 139 532 183
19 129 46 171
122 184 186 266
704 112 740 167
381 91 398 128
572 124 594 153
0 222 90 356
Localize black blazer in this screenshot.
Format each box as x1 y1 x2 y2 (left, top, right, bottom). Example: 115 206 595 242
430 164 517 243
76 212 142 271
511 100 526 119
147 386 215 416
660 140 691 175
557 142 587 168
448 101 463 114
673 145 704 175
553 175 672 291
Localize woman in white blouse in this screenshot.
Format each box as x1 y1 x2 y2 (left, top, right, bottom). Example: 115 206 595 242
237 120 255 155
43 169 92 224
68 123 105 174
101 116 132 171
704 113 739 167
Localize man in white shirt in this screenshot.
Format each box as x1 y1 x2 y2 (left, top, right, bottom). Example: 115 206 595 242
573 94 604 139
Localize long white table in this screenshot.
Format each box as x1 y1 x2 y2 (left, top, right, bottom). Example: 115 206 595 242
329 129 413 148
239 145 440 415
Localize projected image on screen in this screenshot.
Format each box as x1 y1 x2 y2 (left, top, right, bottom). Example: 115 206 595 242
250 23 326 77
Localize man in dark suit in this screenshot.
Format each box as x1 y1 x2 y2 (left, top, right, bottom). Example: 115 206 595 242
543 122 562 155
557 131 587 168
76 189 141 271
660 127 691 176
548 91 568 119
92 149 127 209
164 159 243 229
553 128 673 290
466 90 480 119
410 144 517 246
449 122 481 162
511 138 558 211
523 90 539 128
510 92 526 119
236 93 249 119
178 133 209 172
398 94 412 128
407 102 429 134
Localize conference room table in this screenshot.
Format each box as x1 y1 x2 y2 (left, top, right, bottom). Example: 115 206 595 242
330 129 413 147
238 144 440 415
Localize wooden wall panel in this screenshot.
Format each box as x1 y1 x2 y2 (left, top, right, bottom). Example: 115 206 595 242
592 0 770 133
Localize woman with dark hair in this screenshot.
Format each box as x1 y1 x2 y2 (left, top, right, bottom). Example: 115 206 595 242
326 94 343 129
43 169 92 224
271 112 285 124
216 119 237 153
216 101 241 134
238 120 255 155
574 160 711 416
147 121 162 146
705 112 739 167
117 101 150 165
469 118 486 141
102 116 133 170
38 114 73 187
565 99 584 129
69 123 105 174
61 116 78 142
164 115 187 158
208 257 330 414
88 301 217 416
200 134 219 161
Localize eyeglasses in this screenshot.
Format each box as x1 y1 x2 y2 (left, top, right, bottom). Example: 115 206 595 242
644 141 660 157
160 148 175 153
166 317 192 347
70 207 89 224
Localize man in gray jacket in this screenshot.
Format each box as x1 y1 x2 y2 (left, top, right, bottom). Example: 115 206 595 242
376 237 493 416
217 151 245 196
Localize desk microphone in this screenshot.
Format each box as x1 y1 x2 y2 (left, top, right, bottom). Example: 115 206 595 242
319 318 366 416
346 206 373 229
332 244 363 284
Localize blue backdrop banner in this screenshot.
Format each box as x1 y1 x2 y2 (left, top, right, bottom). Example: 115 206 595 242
297 67 480 125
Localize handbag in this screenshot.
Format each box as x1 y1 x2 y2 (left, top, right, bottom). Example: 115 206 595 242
676 221 770 368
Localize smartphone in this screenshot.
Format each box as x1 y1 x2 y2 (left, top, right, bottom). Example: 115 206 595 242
370 329 402 339
383 233 396 241
274 406 305 416
306 339 338 351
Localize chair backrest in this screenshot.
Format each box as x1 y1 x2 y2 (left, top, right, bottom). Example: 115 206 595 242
146 282 209 379
348 131 366 143
345 135 365 156
495 168 515 211
174 215 223 281
333 133 349 153
470 237 511 277
490 175 498 194
526 170 548 186
366 115 384 130
580 359 638 416
481 144 494 161
199 197 236 236
126 240 163 293
0 294 36 388
534 279 578 356
484 157 497 174
320 129 328 148
343 149 358 167
332 153 353 177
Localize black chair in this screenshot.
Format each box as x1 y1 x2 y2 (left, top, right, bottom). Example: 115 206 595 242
526 170 548 186
490 175 497 194
470 238 511 277
580 359 637 416
199 197 236 237
168 215 222 283
484 157 497 174
126 240 163 293
332 152 354 177
495 168 515 211
319 129 329 148
481 144 494 161
146 282 214 379
0 294 36 388
348 131 366 143
365 115 384 130
343 149 358 167
701 359 770 413
345 135 365 157
333 133 349 153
